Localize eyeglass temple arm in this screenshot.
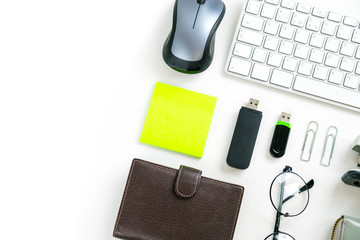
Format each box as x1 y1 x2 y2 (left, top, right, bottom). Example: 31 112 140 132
273 210 282 235
273 178 286 235
273 179 314 238
282 179 314 204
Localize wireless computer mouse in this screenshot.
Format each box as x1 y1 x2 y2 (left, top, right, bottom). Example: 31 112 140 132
163 0 225 74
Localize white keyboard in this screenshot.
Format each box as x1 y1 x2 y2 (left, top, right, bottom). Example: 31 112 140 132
225 0 360 112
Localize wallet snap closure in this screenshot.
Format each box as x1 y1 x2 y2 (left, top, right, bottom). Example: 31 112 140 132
175 165 202 199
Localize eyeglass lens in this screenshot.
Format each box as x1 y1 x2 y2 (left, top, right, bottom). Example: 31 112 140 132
270 171 309 216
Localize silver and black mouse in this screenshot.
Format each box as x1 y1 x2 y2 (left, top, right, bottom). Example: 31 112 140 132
163 0 225 74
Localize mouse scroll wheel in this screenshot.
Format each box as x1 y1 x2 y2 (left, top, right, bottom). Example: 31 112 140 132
197 0 206 4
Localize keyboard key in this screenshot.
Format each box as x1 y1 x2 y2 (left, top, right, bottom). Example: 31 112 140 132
233 42 252 59
329 70 344 84
270 69 294 88
321 21 337 36
340 58 355 72
293 76 360 109
313 65 329 80
312 8 327 18
251 64 272 81
296 3 311 14
340 42 356 57
283 57 298 71
279 25 295 39
328 12 342 23
279 40 294 55
325 38 340 52
281 0 296 9
291 12 308 27
294 45 309 59
344 74 359 89
264 21 280 35
228 57 252 76
261 4 277 19
325 53 340 68
356 63 360 75
343 16 358 27
294 29 310 43
356 47 360 59
306 17 322 31
276 8 292 23
298 61 313 76
309 33 325 48
237 28 264 46
264 36 279 50
352 29 360 44
242 14 265 31
337 25 353 40
245 0 262 15
268 52 283 67
252 48 268 63
309 49 325 63
265 0 280 5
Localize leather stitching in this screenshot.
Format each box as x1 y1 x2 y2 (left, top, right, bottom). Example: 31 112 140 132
113 158 138 237
201 178 244 239
175 165 202 198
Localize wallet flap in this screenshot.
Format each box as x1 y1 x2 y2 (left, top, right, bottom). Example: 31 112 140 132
175 165 202 198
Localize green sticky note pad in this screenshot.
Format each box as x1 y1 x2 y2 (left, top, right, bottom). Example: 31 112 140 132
140 82 217 158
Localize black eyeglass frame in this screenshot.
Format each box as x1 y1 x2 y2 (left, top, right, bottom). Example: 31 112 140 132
265 166 314 240
264 231 295 240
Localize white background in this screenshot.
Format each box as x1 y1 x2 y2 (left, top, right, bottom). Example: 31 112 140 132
1 0 360 239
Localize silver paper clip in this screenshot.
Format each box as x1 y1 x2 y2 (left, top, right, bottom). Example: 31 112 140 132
321 126 338 167
301 121 318 162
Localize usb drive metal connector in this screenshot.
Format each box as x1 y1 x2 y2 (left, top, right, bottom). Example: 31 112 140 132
280 112 291 123
246 98 259 110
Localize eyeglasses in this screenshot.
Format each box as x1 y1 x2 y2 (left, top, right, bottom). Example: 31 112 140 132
264 166 314 240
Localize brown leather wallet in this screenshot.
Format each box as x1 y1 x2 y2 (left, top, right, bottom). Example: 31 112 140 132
113 159 245 240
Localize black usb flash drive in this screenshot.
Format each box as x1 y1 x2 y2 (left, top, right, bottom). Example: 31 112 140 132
227 98 262 169
270 112 291 158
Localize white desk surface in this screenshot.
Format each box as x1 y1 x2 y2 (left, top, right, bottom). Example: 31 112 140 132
1 0 360 239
